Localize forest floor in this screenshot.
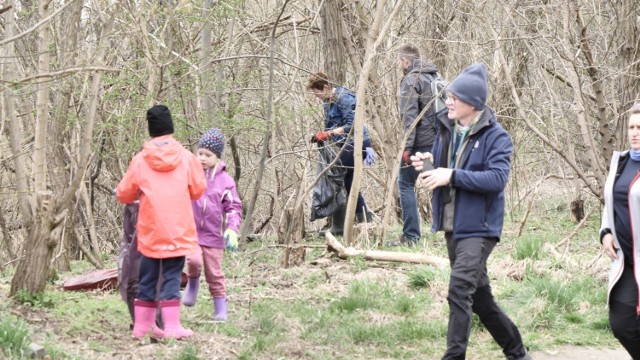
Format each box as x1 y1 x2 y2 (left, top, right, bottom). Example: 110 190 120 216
0 199 632 359
530 346 628 359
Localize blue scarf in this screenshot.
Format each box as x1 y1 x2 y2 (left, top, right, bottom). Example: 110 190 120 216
630 149 640 161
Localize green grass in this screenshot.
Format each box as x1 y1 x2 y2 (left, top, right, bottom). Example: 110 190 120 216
0 315 30 359
514 234 544 260
0 201 625 359
177 345 200 360
407 266 438 289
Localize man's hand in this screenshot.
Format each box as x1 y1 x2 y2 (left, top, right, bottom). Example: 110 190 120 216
410 152 434 171
602 234 618 261
418 168 453 190
311 131 332 143
224 229 238 251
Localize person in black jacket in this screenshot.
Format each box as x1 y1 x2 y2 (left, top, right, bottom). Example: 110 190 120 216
390 44 439 246
412 64 530 360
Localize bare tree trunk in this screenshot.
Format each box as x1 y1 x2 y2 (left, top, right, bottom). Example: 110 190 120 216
11 2 118 296
614 0 640 147
345 0 406 245
10 192 67 296
0 174 15 263
49 0 83 273
3 0 33 226
240 0 290 242
573 1 609 178
320 0 348 84
33 1 52 195
200 0 214 123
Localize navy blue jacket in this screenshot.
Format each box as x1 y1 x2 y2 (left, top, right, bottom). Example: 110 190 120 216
430 107 513 240
323 86 371 148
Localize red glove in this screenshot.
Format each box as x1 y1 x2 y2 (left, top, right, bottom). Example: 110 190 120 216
403 150 411 165
313 131 332 142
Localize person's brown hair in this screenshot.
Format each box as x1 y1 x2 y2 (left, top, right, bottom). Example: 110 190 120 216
630 103 640 115
306 72 330 91
397 44 420 61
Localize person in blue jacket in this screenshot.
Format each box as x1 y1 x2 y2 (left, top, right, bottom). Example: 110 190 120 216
306 72 376 235
411 63 530 360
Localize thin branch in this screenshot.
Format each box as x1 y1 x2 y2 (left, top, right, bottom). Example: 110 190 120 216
0 0 80 46
11 67 120 85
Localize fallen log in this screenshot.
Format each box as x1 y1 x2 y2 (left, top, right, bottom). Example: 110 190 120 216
326 232 449 267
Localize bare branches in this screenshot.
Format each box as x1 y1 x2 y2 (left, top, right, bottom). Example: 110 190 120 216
11 67 120 85
0 0 80 47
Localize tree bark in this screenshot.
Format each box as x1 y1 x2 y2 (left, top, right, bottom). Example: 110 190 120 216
3 0 33 226
345 0 406 245
10 192 67 296
614 0 640 148
320 0 348 84
240 0 290 242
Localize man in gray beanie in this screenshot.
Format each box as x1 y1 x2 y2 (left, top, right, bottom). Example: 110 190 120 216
411 63 531 360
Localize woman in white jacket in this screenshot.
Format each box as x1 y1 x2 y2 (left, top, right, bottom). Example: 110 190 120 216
600 103 640 359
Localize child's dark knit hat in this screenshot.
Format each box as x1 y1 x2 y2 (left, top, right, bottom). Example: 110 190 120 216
448 63 488 110
146 105 174 137
198 128 225 158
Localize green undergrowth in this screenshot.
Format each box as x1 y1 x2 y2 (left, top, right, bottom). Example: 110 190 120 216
0 197 621 359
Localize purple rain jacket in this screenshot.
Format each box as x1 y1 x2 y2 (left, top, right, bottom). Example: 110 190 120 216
192 161 243 249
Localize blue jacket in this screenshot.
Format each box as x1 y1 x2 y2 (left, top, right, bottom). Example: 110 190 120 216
430 107 513 240
323 86 371 148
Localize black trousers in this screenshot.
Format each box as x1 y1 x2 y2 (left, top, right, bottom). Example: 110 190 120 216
443 234 527 360
609 265 640 359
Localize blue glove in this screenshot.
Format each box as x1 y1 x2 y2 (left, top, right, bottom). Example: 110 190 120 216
224 229 238 251
364 147 376 166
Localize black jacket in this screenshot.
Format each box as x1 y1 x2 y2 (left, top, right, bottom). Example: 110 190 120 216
399 59 439 150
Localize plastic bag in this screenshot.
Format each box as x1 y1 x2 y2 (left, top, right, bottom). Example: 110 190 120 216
310 144 347 221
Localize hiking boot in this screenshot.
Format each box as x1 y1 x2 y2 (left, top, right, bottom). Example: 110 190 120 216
319 206 346 237
386 234 419 247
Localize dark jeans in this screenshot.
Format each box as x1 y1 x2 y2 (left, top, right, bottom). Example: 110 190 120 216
138 255 185 301
609 265 640 359
443 234 527 360
398 146 431 241
338 143 368 215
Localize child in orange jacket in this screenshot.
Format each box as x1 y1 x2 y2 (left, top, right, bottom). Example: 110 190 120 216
116 105 206 340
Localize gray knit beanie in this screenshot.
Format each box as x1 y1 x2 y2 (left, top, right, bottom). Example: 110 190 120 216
448 63 488 110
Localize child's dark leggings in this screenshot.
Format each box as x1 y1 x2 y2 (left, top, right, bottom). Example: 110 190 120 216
609 265 640 359
138 255 185 301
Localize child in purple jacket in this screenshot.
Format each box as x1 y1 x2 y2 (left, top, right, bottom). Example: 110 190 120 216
183 128 242 322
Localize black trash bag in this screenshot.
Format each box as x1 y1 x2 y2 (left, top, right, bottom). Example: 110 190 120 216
310 144 347 221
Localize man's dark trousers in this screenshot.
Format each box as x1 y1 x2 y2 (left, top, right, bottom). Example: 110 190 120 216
442 234 527 360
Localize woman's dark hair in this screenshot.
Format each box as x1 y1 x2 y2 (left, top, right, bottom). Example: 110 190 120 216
306 72 330 91
631 103 640 115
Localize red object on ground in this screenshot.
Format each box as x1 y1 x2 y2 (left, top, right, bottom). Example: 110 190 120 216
62 269 188 291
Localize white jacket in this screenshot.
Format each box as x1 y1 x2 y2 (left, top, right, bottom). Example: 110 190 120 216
600 150 640 307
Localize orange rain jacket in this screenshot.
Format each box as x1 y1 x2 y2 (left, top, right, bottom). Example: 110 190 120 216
116 135 207 259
